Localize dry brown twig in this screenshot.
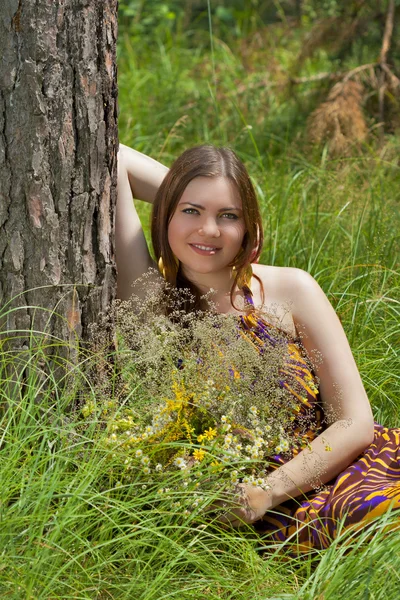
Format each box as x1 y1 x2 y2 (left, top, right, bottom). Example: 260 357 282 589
224 1 398 152
380 0 395 65
307 80 368 157
305 0 398 154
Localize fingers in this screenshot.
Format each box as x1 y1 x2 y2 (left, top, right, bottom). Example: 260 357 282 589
203 484 255 528
216 505 255 527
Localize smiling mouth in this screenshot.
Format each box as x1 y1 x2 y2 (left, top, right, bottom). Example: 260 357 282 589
189 243 221 255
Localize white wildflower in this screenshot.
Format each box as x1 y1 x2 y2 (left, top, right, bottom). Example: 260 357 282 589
174 456 187 469
224 434 232 448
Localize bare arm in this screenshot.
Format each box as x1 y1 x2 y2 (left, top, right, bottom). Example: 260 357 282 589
221 269 375 525
116 145 169 300
119 143 169 204
267 269 375 503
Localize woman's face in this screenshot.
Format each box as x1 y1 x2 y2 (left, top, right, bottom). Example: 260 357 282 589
167 176 246 279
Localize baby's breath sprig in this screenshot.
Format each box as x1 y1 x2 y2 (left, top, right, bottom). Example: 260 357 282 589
85 271 319 499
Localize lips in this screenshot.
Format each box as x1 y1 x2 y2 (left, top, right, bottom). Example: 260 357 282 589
189 243 222 256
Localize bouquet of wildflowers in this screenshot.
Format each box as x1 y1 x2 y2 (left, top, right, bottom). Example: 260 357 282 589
85 272 307 507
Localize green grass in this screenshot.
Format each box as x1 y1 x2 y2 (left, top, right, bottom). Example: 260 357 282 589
1 8 400 599
1 350 400 599
1 338 400 599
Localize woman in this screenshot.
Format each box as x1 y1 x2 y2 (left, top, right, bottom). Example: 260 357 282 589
116 142 400 551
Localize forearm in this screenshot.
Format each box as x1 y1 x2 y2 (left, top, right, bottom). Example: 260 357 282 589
119 143 169 204
266 418 374 509
116 156 154 300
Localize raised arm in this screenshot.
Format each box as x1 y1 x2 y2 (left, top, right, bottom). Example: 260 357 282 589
116 145 169 300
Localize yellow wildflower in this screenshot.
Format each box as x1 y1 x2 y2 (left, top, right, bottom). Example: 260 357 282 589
81 402 95 418
203 427 217 441
193 449 206 462
166 399 180 412
183 420 195 440
211 460 222 472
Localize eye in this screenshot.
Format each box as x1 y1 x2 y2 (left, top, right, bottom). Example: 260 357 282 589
220 213 239 220
182 208 200 215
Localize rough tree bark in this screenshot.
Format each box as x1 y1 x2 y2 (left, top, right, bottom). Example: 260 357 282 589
0 0 118 358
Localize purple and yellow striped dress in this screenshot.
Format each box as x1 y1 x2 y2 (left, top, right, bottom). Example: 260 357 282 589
239 288 400 553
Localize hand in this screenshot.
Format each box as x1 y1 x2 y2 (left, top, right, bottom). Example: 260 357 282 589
215 483 273 528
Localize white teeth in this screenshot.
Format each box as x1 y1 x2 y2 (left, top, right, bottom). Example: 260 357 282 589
192 244 217 251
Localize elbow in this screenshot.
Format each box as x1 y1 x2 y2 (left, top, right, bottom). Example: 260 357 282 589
364 421 375 446
337 417 375 452
354 418 375 449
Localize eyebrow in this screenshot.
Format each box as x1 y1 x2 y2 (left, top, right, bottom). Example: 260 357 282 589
180 202 242 212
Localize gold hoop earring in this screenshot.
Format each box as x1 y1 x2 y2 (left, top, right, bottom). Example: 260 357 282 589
158 256 167 279
158 255 179 282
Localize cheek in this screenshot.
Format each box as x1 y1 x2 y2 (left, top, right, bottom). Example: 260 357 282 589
229 222 246 246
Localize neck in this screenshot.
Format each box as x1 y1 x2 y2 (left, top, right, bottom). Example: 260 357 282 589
181 266 235 296
180 266 248 314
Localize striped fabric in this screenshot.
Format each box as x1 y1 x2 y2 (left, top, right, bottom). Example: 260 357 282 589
239 286 400 553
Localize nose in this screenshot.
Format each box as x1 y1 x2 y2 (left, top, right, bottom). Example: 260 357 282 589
199 216 221 238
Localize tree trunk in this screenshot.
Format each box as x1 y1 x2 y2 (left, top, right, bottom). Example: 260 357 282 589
0 1 118 360
295 0 303 21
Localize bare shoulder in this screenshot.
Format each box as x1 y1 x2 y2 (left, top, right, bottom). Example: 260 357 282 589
250 265 297 335
252 264 316 302
251 265 325 337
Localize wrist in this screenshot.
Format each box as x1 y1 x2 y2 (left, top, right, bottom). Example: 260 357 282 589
261 475 288 510
249 485 274 518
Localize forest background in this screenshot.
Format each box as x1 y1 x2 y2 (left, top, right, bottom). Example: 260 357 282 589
2 0 400 598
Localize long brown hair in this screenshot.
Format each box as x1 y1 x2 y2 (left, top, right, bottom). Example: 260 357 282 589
151 145 264 311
